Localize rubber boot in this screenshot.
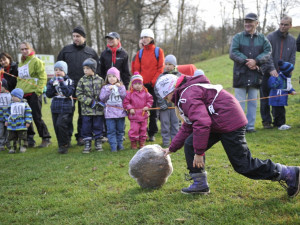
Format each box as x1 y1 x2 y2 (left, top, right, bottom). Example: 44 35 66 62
139 140 146 149
131 141 138 150
181 172 210 194
276 164 300 198
82 140 91 154
95 138 103 151
19 139 27 153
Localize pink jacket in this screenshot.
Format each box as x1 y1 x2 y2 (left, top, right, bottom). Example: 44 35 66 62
169 75 247 155
123 88 153 122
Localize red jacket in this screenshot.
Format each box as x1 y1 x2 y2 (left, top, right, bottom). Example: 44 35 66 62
169 75 247 155
133 43 164 87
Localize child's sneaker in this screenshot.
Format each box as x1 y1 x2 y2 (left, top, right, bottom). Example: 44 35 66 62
82 140 91 154
19 146 27 153
95 138 103 151
139 140 146 149
278 124 291 130
8 148 16 154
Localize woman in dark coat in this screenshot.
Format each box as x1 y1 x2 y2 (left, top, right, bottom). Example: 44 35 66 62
0 52 18 92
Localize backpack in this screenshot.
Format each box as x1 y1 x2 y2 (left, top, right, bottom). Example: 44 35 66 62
138 47 160 62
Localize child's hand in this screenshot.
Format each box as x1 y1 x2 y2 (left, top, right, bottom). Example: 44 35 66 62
291 91 296 95
115 83 121 87
4 122 8 127
109 85 114 90
143 107 149 111
129 109 135 114
26 123 30 128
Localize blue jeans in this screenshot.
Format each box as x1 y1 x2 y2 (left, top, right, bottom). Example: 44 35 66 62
81 115 104 141
235 87 258 130
106 118 125 151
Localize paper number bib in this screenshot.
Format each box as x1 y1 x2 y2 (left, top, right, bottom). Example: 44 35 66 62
0 93 12 107
11 102 26 116
18 63 31 79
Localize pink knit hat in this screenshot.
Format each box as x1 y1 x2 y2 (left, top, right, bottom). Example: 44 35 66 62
107 67 120 81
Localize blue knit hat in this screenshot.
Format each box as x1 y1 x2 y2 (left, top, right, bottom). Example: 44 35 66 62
11 88 24 99
278 60 294 77
83 58 97 73
54 61 68 75
193 69 205 77
165 54 177 66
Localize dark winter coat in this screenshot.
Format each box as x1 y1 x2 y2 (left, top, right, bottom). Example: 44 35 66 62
262 29 296 74
99 47 130 88
230 31 271 88
296 33 300 52
0 62 18 92
46 75 75 114
57 43 99 86
169 75 247 155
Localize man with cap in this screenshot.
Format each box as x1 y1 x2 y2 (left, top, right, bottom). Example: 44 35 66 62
57 25 100 145
230 13 271 133
259 15 296 130
99 32 130 89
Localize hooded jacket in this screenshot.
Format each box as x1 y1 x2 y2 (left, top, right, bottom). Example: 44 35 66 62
123 86 153 122
133 43 164 87
169 75 247 155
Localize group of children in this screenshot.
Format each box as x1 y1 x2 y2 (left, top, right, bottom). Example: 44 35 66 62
0 53 296 154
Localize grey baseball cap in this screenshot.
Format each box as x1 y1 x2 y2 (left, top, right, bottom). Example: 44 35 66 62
244 13 258 21
105 32 120 39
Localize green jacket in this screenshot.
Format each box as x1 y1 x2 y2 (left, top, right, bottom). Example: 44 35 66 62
76 74 104 116
16 55 47 96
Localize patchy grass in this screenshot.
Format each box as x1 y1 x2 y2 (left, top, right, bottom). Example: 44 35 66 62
0 53 300 224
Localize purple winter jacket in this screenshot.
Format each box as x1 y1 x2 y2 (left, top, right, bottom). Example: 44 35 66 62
123 88 153 122
99 84 127 119
169 75 247 155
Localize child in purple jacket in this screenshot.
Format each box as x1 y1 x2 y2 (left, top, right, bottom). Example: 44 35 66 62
100 67 127 152
123 74 153 150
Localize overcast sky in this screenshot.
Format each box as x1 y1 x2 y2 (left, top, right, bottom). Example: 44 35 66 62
169 0 300 28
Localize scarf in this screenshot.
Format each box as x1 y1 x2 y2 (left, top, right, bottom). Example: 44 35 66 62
107 42 121 65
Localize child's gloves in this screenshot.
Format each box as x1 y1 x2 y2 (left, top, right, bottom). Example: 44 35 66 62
91 100 97 108
57 77 64 83
97 101 106 107
53 79 59 86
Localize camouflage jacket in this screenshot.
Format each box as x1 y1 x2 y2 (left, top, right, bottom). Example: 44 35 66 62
76 74 104 116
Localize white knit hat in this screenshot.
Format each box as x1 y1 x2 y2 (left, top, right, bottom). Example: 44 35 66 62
140 29 154 39
155 74 178 99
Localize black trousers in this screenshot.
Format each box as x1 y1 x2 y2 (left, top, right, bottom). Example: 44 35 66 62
72 100 83 141
184 126 278 180
144 84 158 137
272 106 286 127
25 93 51 139
260 74 272 125
52 113 72 147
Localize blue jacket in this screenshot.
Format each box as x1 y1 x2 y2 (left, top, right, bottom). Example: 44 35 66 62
268 72 294 106
46 75 75 114
4 100 32 131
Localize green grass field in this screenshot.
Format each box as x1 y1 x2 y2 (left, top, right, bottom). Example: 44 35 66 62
0 53 300 224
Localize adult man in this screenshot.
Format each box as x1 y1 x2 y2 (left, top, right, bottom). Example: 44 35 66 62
99 32 130 89
57 26 100 145
230 13 271 133
260 16 296 130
